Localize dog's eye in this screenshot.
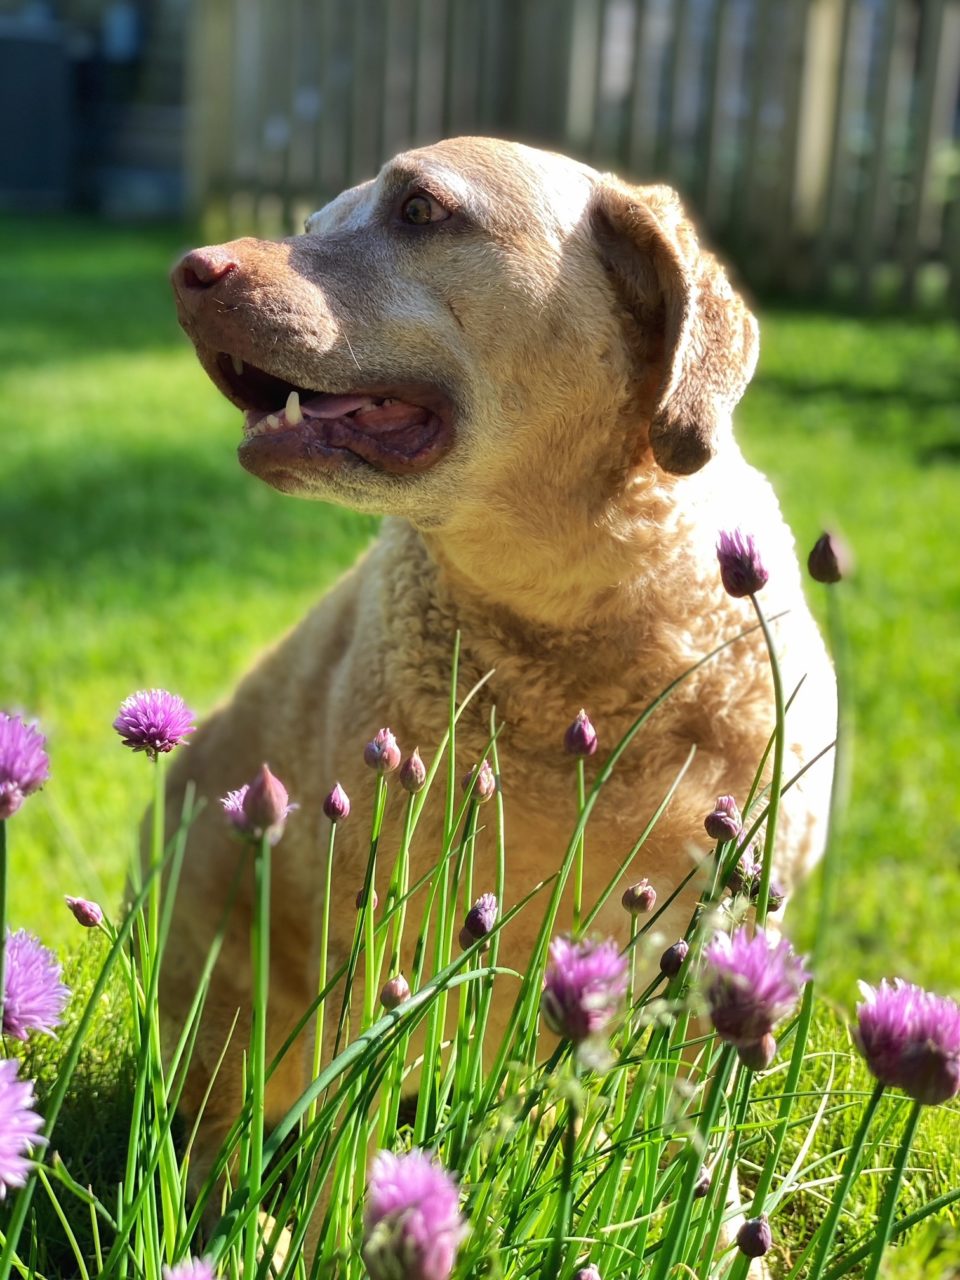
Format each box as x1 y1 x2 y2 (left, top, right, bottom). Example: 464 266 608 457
400 192 449 226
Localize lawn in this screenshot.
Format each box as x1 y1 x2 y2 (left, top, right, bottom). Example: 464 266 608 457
1 216 959 1276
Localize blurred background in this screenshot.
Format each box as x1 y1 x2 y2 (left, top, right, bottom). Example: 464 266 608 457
1 0 958 999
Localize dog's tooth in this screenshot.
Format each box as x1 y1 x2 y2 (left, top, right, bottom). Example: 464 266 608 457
285 390 303 425
266 414 281 430
231 354 244 376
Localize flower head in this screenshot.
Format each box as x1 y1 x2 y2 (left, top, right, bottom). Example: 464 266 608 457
462 760 496 803
0 1059 44 1199
460 893 498 951
659 939 689 978
113 690 195 760
855 980 960 1106
716 529 768 597
807 530 853 585
364 728 402 775
564 709 598 758
220 765 295 845
0 714 50 820
363 1149 466 1280
399 748 427 794
621 879 656 915
64 896 103 929
541 936 628 1043
380 974 411 1010
703 927 809 1049
737 1214 772 1258
323 782 351 822
161 1260 216 1280
3 930 70 1041
704 795 743 843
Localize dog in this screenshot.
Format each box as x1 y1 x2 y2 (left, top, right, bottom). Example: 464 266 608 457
165 136 836 1202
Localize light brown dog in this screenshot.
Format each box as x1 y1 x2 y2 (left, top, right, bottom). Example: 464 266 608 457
165 137 835 1192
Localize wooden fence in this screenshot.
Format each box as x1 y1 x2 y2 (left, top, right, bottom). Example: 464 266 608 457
188 0 960 308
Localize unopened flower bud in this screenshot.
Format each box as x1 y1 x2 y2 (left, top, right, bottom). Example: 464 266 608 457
753 879 786 913
380 974 411 1010
462 759 496 803
737 1214 772 1258
322 782 350 822
621 879 657 915
399 748 427 794
705 795 743 843
244 764 291 833
356 887 379 911
564 708 598 757
659 939 689 978
65 896 103 929
717 529 768 597
807 531 853 585
693 1165 712 1198
363 727 401 774
460 893 498 950
737 1034 778 1071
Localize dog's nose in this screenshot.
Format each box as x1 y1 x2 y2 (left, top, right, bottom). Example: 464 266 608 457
172 246 238 295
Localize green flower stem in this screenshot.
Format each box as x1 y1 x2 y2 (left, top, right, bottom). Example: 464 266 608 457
814 585 852 971
148 754 166 962
573 757 586 934
649 1044 737 1280
750 594 786 927
543 1081 579 1280
244 831 272 1280
0 819 7 1030
801 1078 887 1280
362 775 387 1029
696 1064 752 1270
863 1098 923 1280
308 820 338 1130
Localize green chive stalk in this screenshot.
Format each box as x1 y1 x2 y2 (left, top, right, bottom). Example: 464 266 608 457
244 830 272 1280
862 1098 923 1280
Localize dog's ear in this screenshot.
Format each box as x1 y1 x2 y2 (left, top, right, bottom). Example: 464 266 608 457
591 177 758 475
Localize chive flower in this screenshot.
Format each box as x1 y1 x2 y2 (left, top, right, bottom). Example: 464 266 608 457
854 979 960 1106
0 1059 44 1199
564 708 598 757
220 765 295 845
2 930 70 1041
380 974 411 1010
704 794 743 843
0 713 50 820
659 939 689 978
363 1149 466 1280
737 1214 772 1258
399 748 427 794
716 529 768 597
807 530 853 584
161 1260 217 1280
323 782 351 822
113 689 195 759
541 936 629 1044
364 728 402 775
462 760 496 803
703 927 809 1051
621 879 656 915
459 892 498 950
64 896 104 929
574 1267 602 1280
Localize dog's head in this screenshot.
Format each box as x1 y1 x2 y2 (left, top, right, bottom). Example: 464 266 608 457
172 138 757 527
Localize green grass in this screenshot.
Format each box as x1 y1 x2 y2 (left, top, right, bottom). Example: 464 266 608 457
1 214 958 1006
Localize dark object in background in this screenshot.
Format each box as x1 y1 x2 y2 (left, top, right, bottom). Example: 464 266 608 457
0 15 70 210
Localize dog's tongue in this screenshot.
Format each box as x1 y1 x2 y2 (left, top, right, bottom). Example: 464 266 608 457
291 392 439 470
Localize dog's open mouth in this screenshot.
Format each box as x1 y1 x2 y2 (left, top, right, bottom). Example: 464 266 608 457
214 353 454 481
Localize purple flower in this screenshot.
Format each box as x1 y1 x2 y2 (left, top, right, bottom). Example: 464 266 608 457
363 1149 466 1280
737 1214 772 1258
726 853 785 911
380 974 411 1010
0 1059 44 1198
161 1260 216 1280
574 1267 602 1280
64 897 104 929
808 530 853 585
460 893 498 951
855 980 960 1106
2 930 70 1041
621 879 656 915
0 714 50 820
322 781 351 822
220 765 295 845
716 529 768 598
660 939 689 978
399 748 427 794
113 689 195 760
564 709 598 758
462 760 496 803
541 936 629 1043
364 728 402 775
704 795 743 843
703 927 809 1049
